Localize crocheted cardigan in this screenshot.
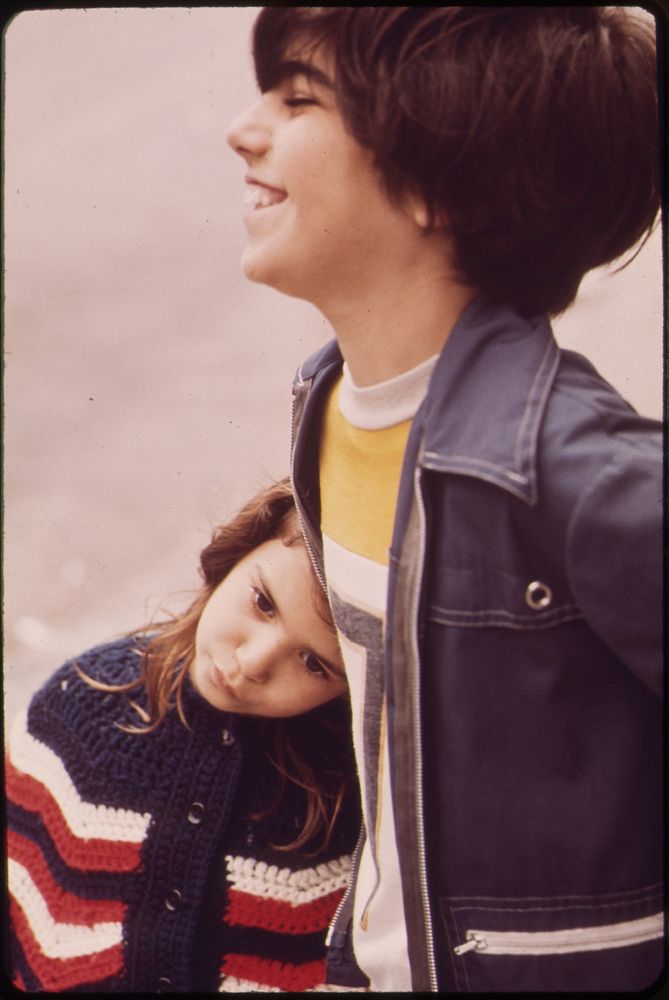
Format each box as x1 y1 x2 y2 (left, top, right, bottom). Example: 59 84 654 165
6 636 362 993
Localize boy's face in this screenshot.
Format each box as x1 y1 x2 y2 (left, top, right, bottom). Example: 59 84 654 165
226 45 427 307
191 536 348 718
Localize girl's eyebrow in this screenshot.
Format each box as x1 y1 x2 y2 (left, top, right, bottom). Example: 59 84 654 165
317 649 347 681
272 59 335 91
256 565 278 613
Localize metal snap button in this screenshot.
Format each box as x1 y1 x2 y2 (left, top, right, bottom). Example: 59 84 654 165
164 888 182 912
157 976 172 992
221 729 236 747
525 580 553 610
187 801 205 825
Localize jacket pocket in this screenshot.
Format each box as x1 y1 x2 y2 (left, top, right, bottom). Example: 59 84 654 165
441 886 664 992
428 566 582 630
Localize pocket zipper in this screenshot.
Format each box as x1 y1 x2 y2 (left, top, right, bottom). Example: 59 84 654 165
454 911 664 957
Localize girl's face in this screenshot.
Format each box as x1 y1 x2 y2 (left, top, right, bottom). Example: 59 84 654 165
191 536 347 718
226 46 426 308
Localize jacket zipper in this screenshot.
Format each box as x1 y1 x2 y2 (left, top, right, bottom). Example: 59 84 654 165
289 373 328 595
454 912 664 957
325 825 366 947
410 464 439 991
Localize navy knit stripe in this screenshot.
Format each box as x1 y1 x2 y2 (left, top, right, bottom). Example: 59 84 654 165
222 925 328 965
7 802 137 899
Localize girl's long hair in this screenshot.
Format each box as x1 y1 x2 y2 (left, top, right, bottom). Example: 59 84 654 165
80 479 355 855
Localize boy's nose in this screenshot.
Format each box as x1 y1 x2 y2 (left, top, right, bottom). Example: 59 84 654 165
226 102 271 160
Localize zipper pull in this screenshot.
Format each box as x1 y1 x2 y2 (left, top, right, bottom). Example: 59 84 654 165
326 926 347 948
454 934 486 956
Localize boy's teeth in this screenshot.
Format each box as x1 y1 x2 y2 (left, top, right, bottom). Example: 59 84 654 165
244 185 281 209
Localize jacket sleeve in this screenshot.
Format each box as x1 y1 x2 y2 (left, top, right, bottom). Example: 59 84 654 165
566 445 663 697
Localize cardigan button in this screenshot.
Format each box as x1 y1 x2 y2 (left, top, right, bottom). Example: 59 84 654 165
221 728 236 747
164 888 182 911
187 801 205 825
525 580 553 610
157 976 172 992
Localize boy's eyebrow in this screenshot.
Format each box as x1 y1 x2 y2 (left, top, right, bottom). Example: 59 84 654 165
271 59 335 91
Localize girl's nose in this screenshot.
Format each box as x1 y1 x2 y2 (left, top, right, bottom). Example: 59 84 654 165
236 634 281 683
226 101 271 160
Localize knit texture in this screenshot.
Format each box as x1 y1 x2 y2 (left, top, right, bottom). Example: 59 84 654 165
6 636 362 992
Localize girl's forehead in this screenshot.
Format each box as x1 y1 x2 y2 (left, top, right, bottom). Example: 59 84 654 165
271 537 334 632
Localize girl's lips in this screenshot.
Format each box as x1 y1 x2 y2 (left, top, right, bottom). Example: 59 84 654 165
211 662 240 699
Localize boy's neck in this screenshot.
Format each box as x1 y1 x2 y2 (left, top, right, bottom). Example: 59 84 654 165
319 259 475 388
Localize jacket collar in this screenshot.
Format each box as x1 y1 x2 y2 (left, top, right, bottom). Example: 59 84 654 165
296 337 343 384
418 297 560 504
294 297 560 506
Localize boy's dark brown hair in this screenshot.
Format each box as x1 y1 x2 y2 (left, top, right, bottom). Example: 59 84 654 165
80 479 355 855
253 5 661 317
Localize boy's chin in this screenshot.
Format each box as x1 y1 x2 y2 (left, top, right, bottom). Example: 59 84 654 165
241 246 278 287
240 251 311 303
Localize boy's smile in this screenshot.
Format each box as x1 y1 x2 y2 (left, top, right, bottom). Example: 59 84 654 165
243 176 287 211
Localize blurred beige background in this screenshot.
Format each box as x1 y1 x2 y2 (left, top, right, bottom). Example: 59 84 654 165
3 7 664 726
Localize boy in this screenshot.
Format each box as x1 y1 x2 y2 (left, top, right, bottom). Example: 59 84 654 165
227 7 663 993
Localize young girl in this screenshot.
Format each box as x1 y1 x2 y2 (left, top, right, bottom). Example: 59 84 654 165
6 479 362 993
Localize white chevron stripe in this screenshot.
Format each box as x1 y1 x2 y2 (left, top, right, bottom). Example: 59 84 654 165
9 859 122 959
9 708 151 843
225 854 351 905
220 977 282 993
219 974 368 992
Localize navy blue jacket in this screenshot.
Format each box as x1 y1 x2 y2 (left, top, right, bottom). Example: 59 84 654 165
290 297 664 993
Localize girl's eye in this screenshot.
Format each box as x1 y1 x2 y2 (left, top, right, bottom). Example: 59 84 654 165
252 587 274 617
300 651 329 680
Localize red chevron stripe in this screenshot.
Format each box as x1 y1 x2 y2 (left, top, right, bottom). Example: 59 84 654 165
6 758 144 873
222 953 327 991
10 897 123 992
225 885 345 935
8 829 126 925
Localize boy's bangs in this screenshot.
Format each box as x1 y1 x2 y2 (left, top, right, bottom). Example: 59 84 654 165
252 7 337 91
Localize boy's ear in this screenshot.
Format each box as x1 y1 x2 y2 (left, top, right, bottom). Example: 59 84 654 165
412 202 430 228
406 192 447 230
